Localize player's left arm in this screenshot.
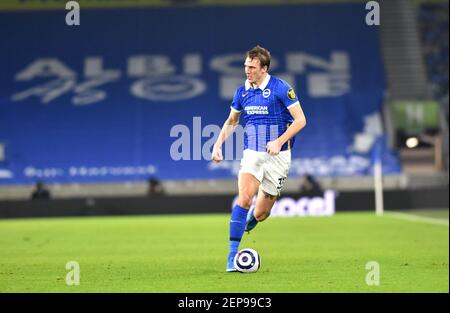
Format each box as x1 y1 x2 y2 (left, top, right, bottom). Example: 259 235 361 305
266 104 307 155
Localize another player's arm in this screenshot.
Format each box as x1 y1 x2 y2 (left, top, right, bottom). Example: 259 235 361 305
212 110 241 163
266 104 307 155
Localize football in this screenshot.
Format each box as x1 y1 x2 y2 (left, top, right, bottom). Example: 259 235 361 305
234 248 261 273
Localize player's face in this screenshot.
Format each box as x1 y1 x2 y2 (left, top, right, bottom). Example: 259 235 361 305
244 57 267 85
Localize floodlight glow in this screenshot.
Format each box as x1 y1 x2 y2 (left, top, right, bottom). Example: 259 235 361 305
406 137 419 149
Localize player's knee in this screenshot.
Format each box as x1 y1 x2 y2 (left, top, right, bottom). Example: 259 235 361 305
237 194 253 209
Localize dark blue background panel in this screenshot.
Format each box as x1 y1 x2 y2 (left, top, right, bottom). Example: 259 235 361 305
0 4 400 184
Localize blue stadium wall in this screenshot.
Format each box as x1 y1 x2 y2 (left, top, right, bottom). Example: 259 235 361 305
0 4 401 185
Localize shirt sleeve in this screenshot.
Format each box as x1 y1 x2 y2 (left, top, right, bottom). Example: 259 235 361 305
278 80 300 109
230 87 243 113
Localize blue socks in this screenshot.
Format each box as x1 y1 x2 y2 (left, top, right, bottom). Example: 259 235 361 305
229 204 248 257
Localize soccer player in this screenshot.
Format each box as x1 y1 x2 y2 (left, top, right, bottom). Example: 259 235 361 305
212 45 307 272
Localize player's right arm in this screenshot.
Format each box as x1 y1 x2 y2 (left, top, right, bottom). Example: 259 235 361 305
212 110 241 163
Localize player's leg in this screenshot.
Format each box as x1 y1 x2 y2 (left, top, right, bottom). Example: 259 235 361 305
227 172 260 272
237 172 261 208
227 149 264 272
245 150 291 232
254 190 277 221
245 188 277 232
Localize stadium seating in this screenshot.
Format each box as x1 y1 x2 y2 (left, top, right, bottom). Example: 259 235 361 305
0 3 401 185
418 2 449 101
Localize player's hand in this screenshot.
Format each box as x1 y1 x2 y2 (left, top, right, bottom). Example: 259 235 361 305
212 145 224 163
266 140 282 156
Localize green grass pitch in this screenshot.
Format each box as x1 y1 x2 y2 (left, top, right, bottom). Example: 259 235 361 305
0 212 448 293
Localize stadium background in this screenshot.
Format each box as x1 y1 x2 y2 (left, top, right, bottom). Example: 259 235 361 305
0 0 448 293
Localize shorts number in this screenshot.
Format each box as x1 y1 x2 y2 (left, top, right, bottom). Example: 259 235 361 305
277 177 286 191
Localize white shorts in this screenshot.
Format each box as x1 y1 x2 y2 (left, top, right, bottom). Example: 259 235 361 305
239 149 291 196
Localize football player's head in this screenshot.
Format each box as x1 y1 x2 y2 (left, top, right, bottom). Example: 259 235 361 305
245 45 271 85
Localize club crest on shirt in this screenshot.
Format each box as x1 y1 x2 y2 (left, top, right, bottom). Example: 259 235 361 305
262 89 271 98
287 88 297 100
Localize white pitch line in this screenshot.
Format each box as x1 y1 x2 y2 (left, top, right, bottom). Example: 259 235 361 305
383 211 449 226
